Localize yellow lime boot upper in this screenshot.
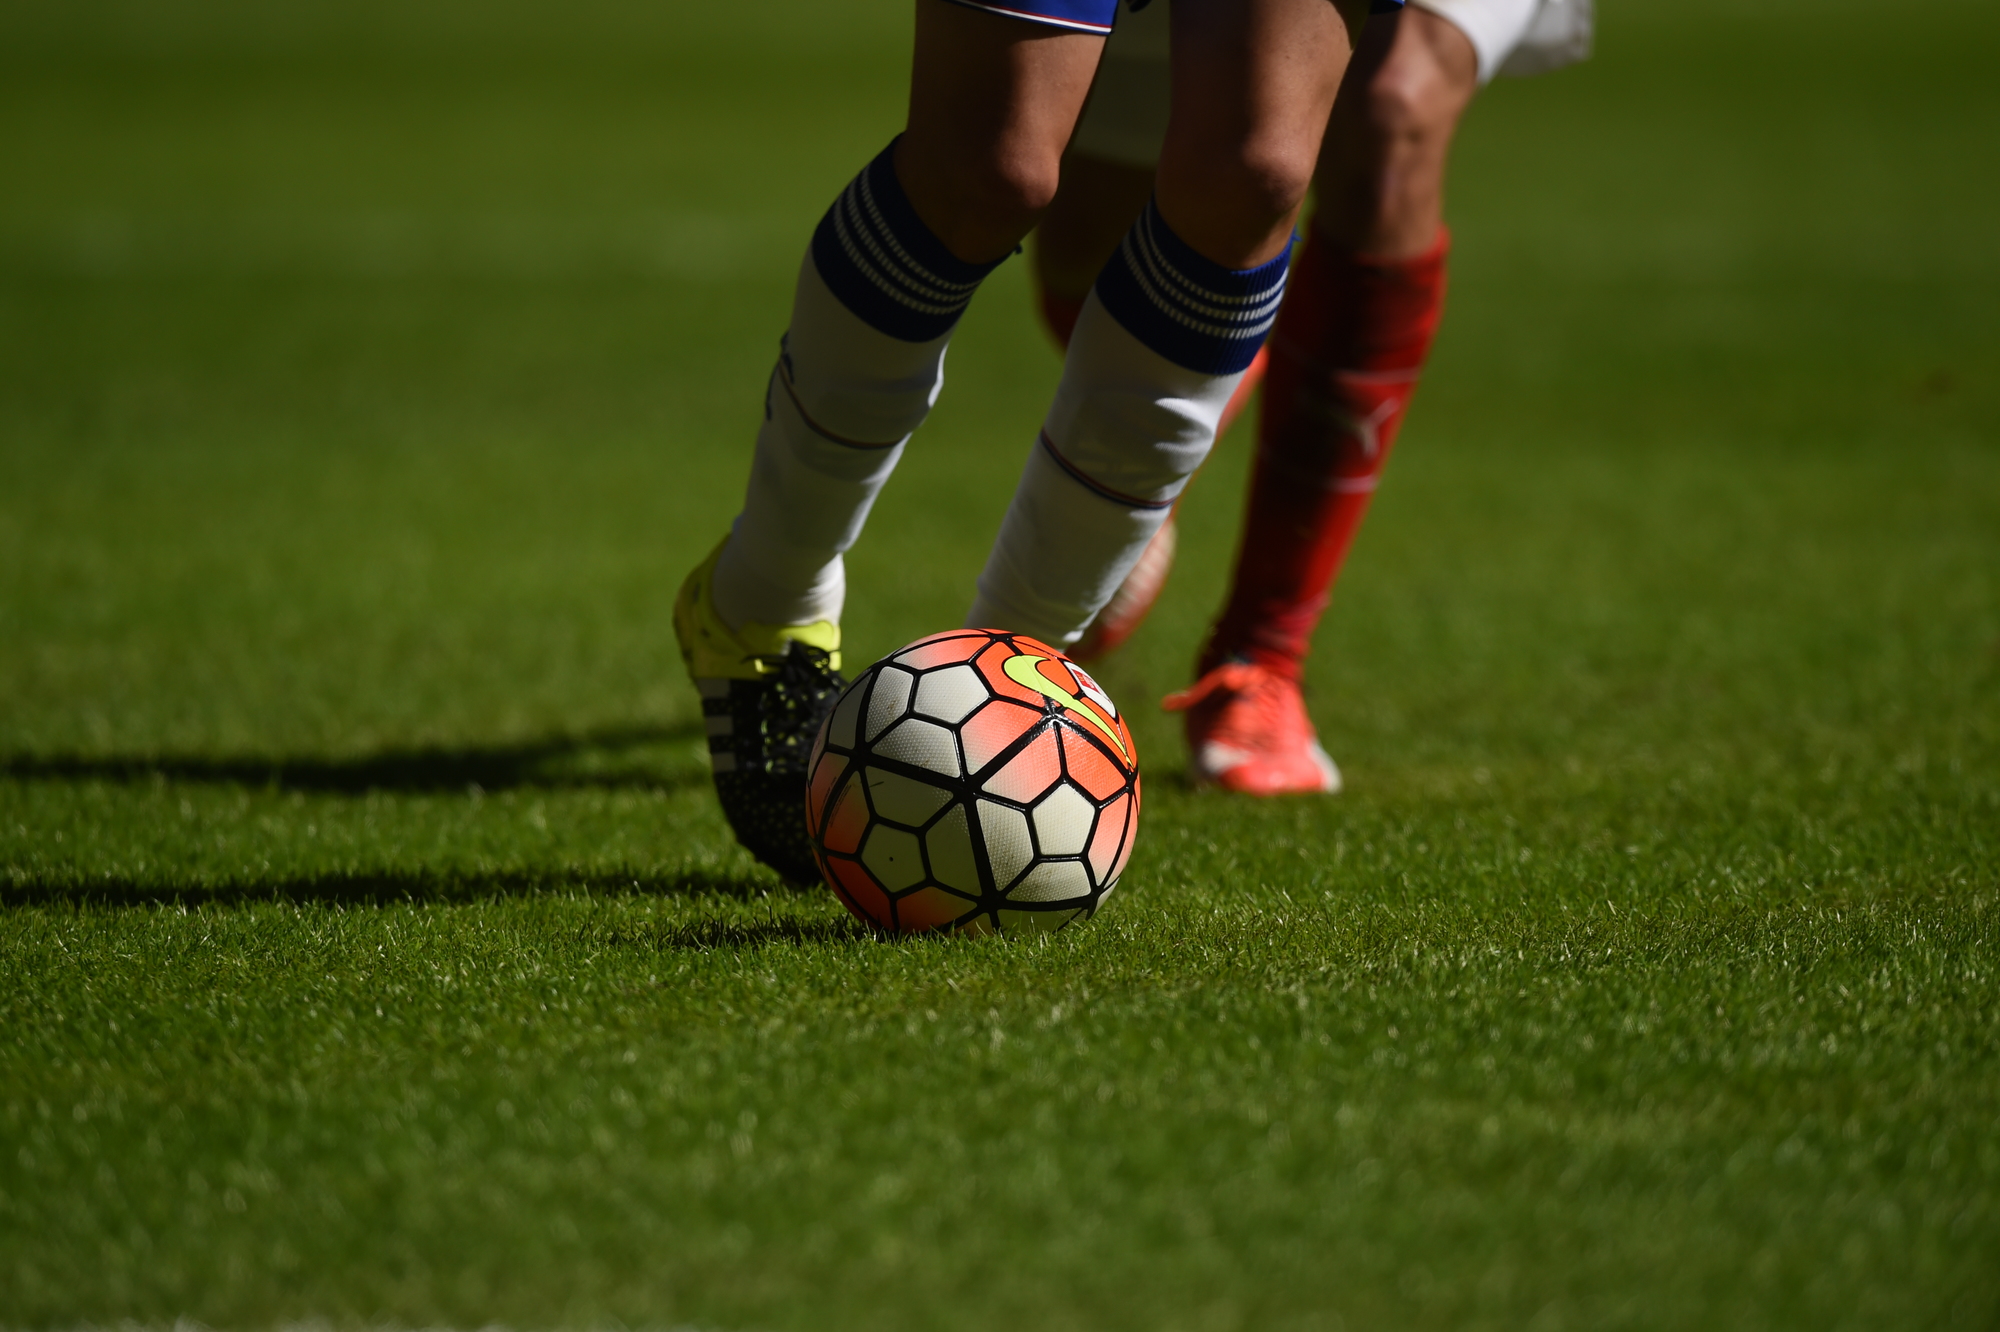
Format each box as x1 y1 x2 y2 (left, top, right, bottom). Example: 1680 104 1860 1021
674 538 842 681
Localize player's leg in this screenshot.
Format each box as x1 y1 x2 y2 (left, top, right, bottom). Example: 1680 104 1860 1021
1029 0 1167 345
1034 139 1277 444
679 1 1106 881
1311 3 1481 256
1030 4 1182 662
1028 2 1273 661
1171 4 1480 794
969 0 1369 647
897 3 1111 265
705 5 1103 641
1033 153 1154 347
1030 136 1190 665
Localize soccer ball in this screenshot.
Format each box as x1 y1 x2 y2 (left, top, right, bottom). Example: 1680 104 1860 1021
805 628 1141 935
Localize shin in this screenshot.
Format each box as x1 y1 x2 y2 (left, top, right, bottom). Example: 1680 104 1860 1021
713 143 1004 631
969 200 1290 645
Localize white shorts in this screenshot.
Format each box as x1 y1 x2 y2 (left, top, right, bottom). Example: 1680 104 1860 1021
1071 0 1592 168
1425 0 1594 81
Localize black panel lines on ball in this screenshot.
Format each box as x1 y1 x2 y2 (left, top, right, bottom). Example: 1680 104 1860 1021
809 628 1136 936
967 711 1061 790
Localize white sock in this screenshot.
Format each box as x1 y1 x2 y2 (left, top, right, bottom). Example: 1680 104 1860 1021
711 140 1002 632
709 257 925 630
968 200 1291 646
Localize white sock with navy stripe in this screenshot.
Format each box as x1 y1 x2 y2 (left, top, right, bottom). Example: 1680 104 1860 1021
968 199 1291 645
713 140 1002 633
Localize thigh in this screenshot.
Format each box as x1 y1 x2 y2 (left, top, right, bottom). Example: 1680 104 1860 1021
1068 0 1172 169
900 0 1108 264
1329 4 1479 151
1157 0 1365 267
1309 8 1477 252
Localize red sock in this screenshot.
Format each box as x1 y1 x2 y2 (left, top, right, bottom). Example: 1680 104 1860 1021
1202 225 1450 678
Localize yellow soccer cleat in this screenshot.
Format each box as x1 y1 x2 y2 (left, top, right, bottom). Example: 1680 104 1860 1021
673 539 842 680
674 540 847 884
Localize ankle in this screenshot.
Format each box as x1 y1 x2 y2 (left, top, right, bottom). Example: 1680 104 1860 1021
711 540 844 636
1195 646 1304 687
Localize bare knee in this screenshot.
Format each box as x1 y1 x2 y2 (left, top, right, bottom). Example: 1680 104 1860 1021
972 142 1067 230
1365 7 1480 145
900 2 1104 264
897 133 1064 264
1228 134 1323 230
1313 11 1478 253
1363 53 1468 155
1158 131 1320 268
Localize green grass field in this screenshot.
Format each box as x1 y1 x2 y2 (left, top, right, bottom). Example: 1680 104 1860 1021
3 1 1997 1328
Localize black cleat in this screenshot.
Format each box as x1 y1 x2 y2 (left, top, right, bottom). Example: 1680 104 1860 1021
698 641 846 885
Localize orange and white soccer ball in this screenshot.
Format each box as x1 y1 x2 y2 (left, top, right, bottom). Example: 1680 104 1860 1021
805 629 1141 935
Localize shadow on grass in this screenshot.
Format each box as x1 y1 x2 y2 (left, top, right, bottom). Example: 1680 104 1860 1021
2 864 798 909
0 721 709 795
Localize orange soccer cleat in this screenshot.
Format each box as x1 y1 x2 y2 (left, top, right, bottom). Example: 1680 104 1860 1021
1161 658 1341 796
